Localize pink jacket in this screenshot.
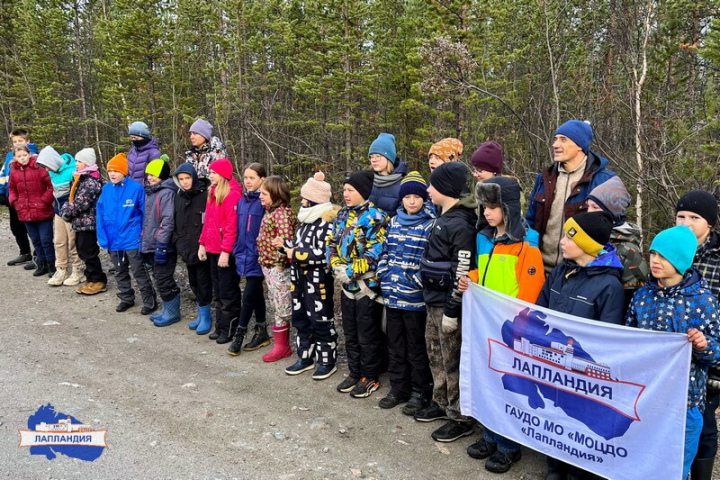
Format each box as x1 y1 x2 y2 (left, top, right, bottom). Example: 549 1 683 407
199 178 243 254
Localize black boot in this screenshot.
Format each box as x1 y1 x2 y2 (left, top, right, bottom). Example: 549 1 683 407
47 264 57 278
33 260 49 277
691 457 715 480
243 324 270 351
228 328 247 356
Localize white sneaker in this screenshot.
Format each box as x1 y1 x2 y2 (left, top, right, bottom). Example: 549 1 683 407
63 269 86 286
48 267 69 286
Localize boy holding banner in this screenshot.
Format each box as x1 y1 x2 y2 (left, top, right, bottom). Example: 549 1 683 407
626 225 720 480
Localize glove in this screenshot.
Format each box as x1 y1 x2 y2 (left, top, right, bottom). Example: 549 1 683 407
155 242 169 266
441 315 458 334
333 265 352 285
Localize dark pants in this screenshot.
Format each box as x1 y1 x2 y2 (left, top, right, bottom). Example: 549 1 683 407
209 252 241 337
112 249 155 307
341 293 383 380
238 275 266 329
187 261 212 306
144 251 179 301
293 273 337 366
697 392 719 458
25 219 54 264
75 230 107 283
9 204 31 255
386 307 433 398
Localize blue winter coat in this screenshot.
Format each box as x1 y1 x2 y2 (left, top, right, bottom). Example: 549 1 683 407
369 159 408 216
142 178 176 253
377 203 436 310
233 190 265 277
127 137 162 185
626 270 720 411
0 143 38 197
36 148 76 214
96 178 145 251
536 245 624 325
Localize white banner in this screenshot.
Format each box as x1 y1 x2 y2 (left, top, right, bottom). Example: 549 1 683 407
460 284 690 480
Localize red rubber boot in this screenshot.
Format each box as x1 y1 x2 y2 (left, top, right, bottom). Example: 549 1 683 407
262 324 293 363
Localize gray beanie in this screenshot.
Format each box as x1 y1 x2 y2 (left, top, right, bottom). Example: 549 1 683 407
75 148 97 166
190 119 213 141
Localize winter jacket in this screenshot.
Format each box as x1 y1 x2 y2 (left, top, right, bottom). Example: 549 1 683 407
8 155 54 222
377 203 436 310
694 231 720 301
142 178 176 253
257 205 297 268
0 143 37 198
96 178 145 251
327 200 389 293
127 137 162 184
173 165 209 266
199 178 242 254
184 136 227 179
536 245 624 325
60 173 102 231
525 151 617 243
36 148 76 214
369 159 408 217
233 190 265 277
420 193 478 318
626 270 720 410
611 222 648 290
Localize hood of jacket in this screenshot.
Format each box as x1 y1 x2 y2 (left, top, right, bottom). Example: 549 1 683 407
395 201 436 227
611 221 642 244
173 162 199 189
444 192 478 216
36 146 65 172
646 269 705 297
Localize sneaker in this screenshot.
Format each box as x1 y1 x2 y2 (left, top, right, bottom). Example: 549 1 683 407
431 420 474 443
48 267 69 286
413 402 449 422
336 375 360 393
62 270 86 286
76 282 108 295
285 358 314 375
467 437 497 460
312 364 337 380
24 258 37 270
402 390 429 416
116 301 135 312
350 377 380 398
378 392 410 409
484 449 522 474
7 253 32 266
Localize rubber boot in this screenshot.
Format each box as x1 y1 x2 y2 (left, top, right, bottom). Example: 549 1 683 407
195 304 213 335
228 327 247 356
262 324 293 363
150 300 166 323
188 302 202 330
690 457 715 480
243 324 270 351
154 294 182 327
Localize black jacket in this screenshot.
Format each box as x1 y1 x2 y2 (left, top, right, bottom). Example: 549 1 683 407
173 177 210 265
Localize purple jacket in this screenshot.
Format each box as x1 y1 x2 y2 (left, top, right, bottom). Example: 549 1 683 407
127 137 162 184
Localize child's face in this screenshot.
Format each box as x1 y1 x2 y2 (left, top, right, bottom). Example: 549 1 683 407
343 184 364 207
76 161 87 171
427 184 449 208
369 154 391 175
130 135 144 141
14 150 30 166
177 173 193 191
472 168 495 183
108 170 125 184
190 132 206 148
147 174 161 186
586 199 602 213
244 168 263 192
676 210 711 245
403 194 424 215
428 154 444 172
208 170 220 186
11 136 28 149
259 186 272 209
483 205 504 228
560 233 585 261
649 251 682 283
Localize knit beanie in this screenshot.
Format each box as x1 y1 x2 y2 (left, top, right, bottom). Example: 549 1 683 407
128 121 151 139
587 176 631 225
676 190 719 227
428 138 463 164
75 148 97 167
301 171 332 204
429 162 469 199
398 171 428 201
563 211 614 257
208 158 233 180
190 119 213 141
471 141 503 174
368 133 397 165
344 170 375 201
107 153 129 176
556 120 594 154
146 159 171 180
649 226 698 275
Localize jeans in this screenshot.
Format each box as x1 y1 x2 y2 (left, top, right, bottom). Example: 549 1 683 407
25 219 55 264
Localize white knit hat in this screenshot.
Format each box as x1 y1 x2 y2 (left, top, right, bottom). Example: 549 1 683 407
75 148 97 166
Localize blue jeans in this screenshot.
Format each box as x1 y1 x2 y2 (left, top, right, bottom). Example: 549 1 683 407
684 407 703 479
24 219 55 264
485 429 520 453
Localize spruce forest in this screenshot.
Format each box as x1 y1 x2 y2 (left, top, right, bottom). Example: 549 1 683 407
1 0 719 237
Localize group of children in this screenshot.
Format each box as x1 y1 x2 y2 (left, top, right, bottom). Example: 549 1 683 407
2 126 719 480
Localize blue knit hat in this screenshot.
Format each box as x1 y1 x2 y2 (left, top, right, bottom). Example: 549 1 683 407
368 133 397 165
556 120 593 154
649 225 698 275
399 171 428 201
128 121 151 139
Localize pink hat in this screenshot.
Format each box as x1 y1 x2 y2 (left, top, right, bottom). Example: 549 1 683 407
301 171 332 204
209 159 233 180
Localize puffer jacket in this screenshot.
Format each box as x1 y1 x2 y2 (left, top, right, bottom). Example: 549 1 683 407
142 178 176 253
327 200 389 293
8 155 54 222
257 205 297 268
96 178 145 251
36 147 76 214
369 159 408 216
127 137 162 184
0 143 37 198
377 202 435 310
173 164 209 265
199 178 242 254
233 190 265 277
626 270 720 410
536 245 624 325
60 172 102 231
611 222 648 290
184 136 227 179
